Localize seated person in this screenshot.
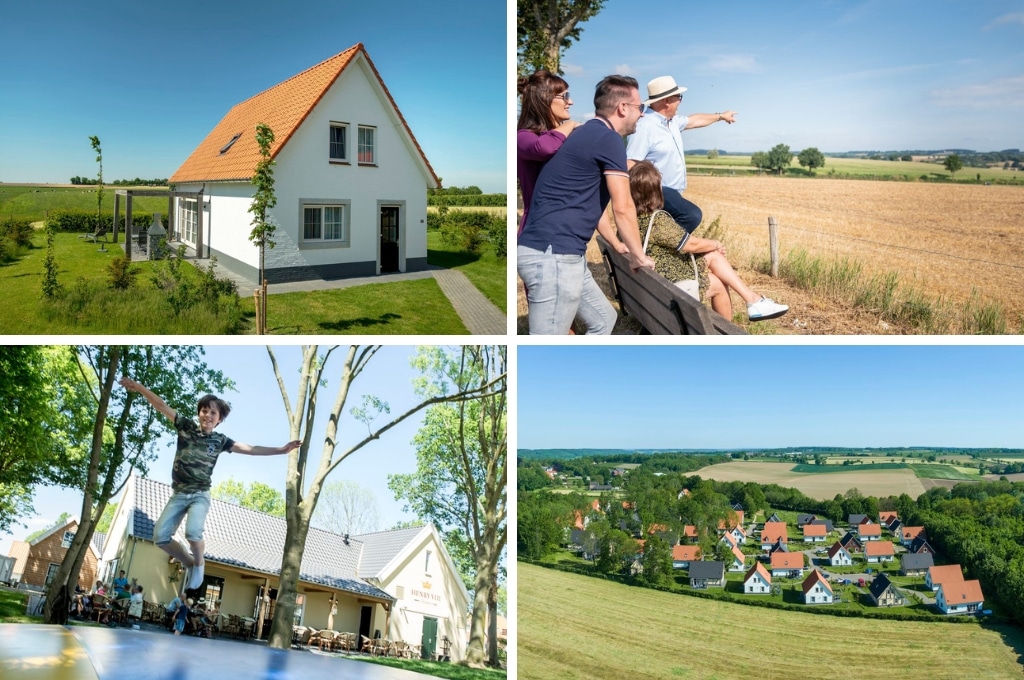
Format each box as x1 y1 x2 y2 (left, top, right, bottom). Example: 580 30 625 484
628 161 789 322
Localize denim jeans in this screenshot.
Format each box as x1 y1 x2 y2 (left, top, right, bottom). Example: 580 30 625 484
153 490 211 545
662 187 702 233
517 244 616 334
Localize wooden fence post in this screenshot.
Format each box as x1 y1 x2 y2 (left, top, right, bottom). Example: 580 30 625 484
254 290 263 335
768 216 779 278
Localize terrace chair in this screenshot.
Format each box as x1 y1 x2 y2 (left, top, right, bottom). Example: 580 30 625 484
317 629 336 651
360 635 374 654
83 225 110 245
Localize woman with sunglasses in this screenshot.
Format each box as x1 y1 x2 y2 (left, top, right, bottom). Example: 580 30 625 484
516 71 580 236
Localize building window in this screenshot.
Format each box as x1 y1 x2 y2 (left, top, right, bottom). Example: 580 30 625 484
329 123 348 162
45 563 60 585
424 550 432 575
179 199 198 245
299 201 350 247
358 126 375 164
61 531 75 549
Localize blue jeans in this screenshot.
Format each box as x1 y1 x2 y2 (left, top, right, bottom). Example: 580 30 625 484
153 490 211 545
662 187 702 233
517 244 615 334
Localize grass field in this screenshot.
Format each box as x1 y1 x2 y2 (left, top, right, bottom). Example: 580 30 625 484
519 563 1024 680
0 184 170 221
428 205 507 217
696 461 927 499
687 155 1024 183
684 175 1024 325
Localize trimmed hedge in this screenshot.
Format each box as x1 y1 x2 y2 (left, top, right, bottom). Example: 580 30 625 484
524 559 986 625
46 209 162 234
427 193 506 207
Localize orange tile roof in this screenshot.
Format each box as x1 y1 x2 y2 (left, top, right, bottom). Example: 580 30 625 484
683 525 698 538
929 564 964 586
803 523 827 537
731 545 746 563
865 541 895 556
745 561 771 585
761 522 788 543
941 578 984 605
880 511 899 523
902 526 926 540
770 552 804 569
858 523 881 536
672 545 701 561
170 44 438 186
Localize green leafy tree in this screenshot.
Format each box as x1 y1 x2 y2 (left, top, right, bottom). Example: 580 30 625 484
797 147 826 175
767 143 793 175
248 123 277 334
639 533 674 587
596 526 635 574
944 154 963 177
707 149 719 160
390 345 507 668
212 478 286 516
40 224 62 300
750 151 771 173
43 345 233 623
260 346 503 654
94 503 117 534
517 0 606 75
88 136 103 228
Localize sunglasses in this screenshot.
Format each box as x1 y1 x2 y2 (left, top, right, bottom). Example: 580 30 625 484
552 92 571 102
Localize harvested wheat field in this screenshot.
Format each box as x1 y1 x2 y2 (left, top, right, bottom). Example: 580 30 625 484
516 177 1024 334
686 176 1024 320
696 460 927 499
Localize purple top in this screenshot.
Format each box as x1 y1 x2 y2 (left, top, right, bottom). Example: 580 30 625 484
517 128 567 235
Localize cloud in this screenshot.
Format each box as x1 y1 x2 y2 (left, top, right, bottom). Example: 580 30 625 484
613 63 637 76
931 75 1024 109
560 63 585 77
697 54 761 75
985 13 1024 30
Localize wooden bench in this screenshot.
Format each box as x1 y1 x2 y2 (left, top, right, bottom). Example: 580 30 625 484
596 234 746 335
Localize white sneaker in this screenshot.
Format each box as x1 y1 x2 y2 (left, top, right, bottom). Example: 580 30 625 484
188 561 205 590
747 296 789 321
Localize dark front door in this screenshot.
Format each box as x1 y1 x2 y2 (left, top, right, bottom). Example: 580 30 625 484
380 206 399 273
421 616 438 660
358 605 372 650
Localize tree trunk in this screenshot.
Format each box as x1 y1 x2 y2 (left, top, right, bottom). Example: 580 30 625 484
487 577 499 666
43 348 120 624
267 504 311 648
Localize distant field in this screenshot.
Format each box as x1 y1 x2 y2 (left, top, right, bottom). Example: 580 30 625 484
696 461 926 499
519 563 1024 680
906 464 979 480
684 176 1024 323
0 184 170 221
688 155 1023 183
427 205 507 216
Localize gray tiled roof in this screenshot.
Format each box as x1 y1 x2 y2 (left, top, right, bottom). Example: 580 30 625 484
901 552 934 571
91 531 106 555
128 476 394 602
355 525 426 578
689 560 725 580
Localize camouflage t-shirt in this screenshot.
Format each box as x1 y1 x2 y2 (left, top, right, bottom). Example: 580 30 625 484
171 412 235 493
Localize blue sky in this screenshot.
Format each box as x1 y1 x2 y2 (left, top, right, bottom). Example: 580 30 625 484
0 344 438 555
0 0 505 192
518 345 1024 450
552 0 1024 152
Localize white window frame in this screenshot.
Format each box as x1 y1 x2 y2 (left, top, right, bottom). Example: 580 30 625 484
298 199 351 248
61 531 75 549
179 199 198 246
329 122 349 163
358 125 376 165
45 563 60 585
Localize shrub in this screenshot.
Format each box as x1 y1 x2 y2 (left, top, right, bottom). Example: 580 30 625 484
46 209 157 234
40 225 63 300
107 255 139 290
0 217 34 249
440 210 494 254
489 217 507 258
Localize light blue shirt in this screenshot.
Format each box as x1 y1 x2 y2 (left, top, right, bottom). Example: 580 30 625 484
626 109 690 192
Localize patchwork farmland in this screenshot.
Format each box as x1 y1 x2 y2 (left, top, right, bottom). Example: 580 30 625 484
518 563 1024 680
695 460 929 499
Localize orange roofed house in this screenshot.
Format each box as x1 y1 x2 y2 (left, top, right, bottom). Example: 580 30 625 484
168 44 439 284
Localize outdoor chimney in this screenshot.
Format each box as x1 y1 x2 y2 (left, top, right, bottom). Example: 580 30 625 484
148 213 167 260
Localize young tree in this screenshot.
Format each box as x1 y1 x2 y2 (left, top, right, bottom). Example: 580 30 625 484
261 346 504 652
517 0 606 75
767 143 793 175
944 154 963 177
389 346 507 668
707 148 720 160
310 479 381 535
248 123 277 334
89 136 103 228
42 346 232 624
797 147 826 175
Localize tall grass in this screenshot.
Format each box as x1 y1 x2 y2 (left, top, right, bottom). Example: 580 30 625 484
760 248 1018 334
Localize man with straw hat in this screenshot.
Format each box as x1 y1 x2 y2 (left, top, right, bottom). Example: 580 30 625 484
626 75 736 236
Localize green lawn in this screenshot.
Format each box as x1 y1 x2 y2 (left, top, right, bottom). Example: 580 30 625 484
427 229 506 312
358 656 505 680
0 589 38 623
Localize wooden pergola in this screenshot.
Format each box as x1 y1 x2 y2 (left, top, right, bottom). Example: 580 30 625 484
113 188 205 261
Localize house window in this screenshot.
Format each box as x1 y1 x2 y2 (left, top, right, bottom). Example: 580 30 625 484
299 201 350 247
424 550 432 575
358 126 375 164
61 531 75 549
329 123 349 162
45 563 60 585
179 199 198 245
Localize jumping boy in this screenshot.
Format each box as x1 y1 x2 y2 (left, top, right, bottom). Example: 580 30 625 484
118 377 300 596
